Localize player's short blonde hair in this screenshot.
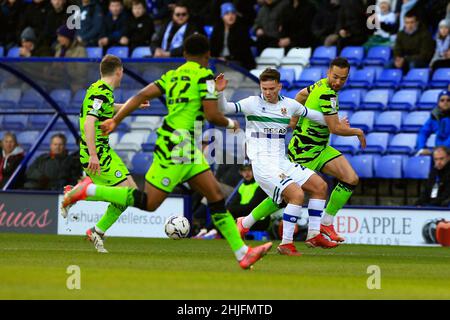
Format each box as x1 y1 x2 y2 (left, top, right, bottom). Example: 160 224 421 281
259 68 280 83
100 54 123 77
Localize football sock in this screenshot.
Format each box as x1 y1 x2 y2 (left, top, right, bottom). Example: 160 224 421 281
280 204 302 245
307 199 325 239
95 203 127 234
321 212 335 226
209 200 247 258
247 197 279 227
242 214 256 229
324 181 356 216
90 185 147 210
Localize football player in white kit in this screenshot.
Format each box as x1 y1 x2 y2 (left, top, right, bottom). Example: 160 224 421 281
216 68 339 255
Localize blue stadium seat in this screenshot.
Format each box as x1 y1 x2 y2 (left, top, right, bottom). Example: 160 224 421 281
360 89 392 110
373 68 402 88
349 111 375 132
285 89 298 99
203 25 213 38
388 89 420 110
400 68 429 89
331 135 361 154
131 152 154 175
7 47 20 58
49 89 71 110
404 156 431 179
0 47 4 57
131 46 152 58
363 46 392 66
30 115 52 130
340 46 364 66
429 68 450 88
2 115 28 130
350 154 376 178
106 46 129 58
426 134 436 148
293 67 324 88
363 132 390 154
387 133 417 154
0 88 21 108
309 46 337 65
374 111 403 133
142 69 160 83
338 110 353 120
347 68 375 88
416 89 442 110
401 111 429 132
374 155 405 178
141 132 158 152
338 89 364 110
53 115 79 131
20 89 44 109
114 89 123 102
86 47 103 58
70 89 86 111
17 131 40 151
279 68 295 89
122 89 139 101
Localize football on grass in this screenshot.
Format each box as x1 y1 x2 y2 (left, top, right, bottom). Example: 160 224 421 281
164 215 190 239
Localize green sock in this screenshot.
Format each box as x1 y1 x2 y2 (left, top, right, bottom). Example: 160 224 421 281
325 181 356 216
86 195 103 201
212 212 245 252
93 185 135 207
96 203 127 233
251 197 279 220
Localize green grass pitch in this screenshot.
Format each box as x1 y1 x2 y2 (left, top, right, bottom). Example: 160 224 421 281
1 233 449 299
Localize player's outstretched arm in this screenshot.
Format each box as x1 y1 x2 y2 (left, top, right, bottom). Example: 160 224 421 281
215 73 243 114
203 100 239 130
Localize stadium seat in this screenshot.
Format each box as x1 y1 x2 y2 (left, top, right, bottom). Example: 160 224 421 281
388 89 420 111
347 68 375 88
109 132 120 148
426 134 436 148
86 47 103 58
2 115 28 130
20 89 44 109
350 154 376 178
131 46 152 58
106 46 129 58
280 47 311 66
360 89 392 110
0 88 21 108
429 68 450 88
0 47 4 57
309 46 336 65
338 89 364 110
331 135 361 154
115 132 149 152
374 155 405 178
285 89 298 99
349 111 375 132
338 110 353 120
141 131 158 152
122 89 139 101
416 89 442 110
53 115 79 131
203 25 213 38
363 46 392 66
363 132 390 154
340 46 364 66
279 68 295 88
116 150 135 169
70 89 86 111
131 152 154 175
401 111 429 132
130 116 162 131
6 47 20 58
373 69 402 88
404 156 431 179
400 68 429 89
374 111 403 133
293 67 324 88
387 133 417 154
29 115 52 130
49 89 71 110
255 47 285 66
17 131 40 151
249 68 265 79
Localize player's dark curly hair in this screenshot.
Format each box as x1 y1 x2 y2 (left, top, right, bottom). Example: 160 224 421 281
330 57 350 70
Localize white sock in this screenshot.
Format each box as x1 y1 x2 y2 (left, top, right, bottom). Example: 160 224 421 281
280 204 302 245
307 199 325 239
235 245 249 261
321 212 334 226
242 214 257 229
86 184 97 196
94 225 105 235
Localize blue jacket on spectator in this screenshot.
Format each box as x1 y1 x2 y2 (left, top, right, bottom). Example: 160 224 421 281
417 107 450 149
100 11 128 46
77 1 104 46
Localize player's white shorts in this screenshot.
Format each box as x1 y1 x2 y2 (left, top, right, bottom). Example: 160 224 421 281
252 156 316 204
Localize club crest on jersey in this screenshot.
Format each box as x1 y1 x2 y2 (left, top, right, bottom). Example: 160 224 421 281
330 97 337 112
280 107 287 115
162 177 171 186
115 170 122 178
93 98 103 110
279 173 287 180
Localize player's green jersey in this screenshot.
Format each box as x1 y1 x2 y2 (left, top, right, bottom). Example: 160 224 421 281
153 61 217 165
288 78 338 163
79 79 115 158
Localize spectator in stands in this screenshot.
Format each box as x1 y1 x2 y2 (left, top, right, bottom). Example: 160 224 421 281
149 0 176 26
123 0 154 53
417 90 450 155
0 132 25 189
415 146 450 207
253 0 289 54
151 1 201 57
76 0 104 47
430 19 450 73
40 0 69 48
98 0 129 49
210 2 256 70
0 0 25 49
24 133 71 191
211 0 257 29
312 0 340 46
364 0 398 48
19 0 50 42
278 0 316 51
54 24 87 57
19 27 52 57
393 11 435 73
